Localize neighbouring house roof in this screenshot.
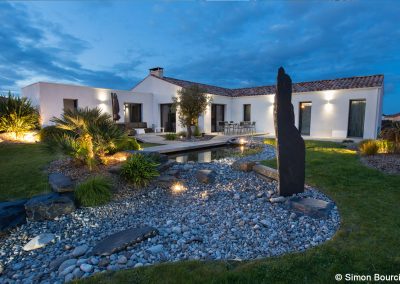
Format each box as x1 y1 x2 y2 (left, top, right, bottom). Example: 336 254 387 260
155 74 384 97
383 112 400 118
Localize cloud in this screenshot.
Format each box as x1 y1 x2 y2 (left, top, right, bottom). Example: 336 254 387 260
0 2 141 93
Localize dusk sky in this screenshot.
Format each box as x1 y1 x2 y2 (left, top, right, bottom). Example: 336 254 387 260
1 0 399 114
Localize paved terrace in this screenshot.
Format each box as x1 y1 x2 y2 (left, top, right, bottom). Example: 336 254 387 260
136 133 266 154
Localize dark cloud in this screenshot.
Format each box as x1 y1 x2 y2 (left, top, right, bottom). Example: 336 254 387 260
0 2 141 92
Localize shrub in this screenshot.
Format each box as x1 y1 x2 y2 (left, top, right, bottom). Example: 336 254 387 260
359 140 379 156
51 107 129 170
112 137 141 153
165 133 177 140
193 125 201 137
177 131 187 137
376 140 396 154
74 176 112 207
380 121 400 144
264 138 276 147
0 93 39 138
39 125 65 145
121 153 159 187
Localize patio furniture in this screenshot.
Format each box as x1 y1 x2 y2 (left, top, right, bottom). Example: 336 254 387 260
134 128 145 135
125 122 153 136
154 126 165 133
217 121 226 134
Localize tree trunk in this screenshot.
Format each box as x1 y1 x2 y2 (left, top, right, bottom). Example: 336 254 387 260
186 125 192 139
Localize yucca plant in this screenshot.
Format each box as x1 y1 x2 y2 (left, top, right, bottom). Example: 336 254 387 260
0 93 39 138
51 107 128 170
121 153 160 188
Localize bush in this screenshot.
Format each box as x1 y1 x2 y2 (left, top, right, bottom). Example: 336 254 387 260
165 133 177 140
74 176 112 207
51 107 128 170
177 131 187 137
359 140 379 156
264 138 276 147
376 140 396 154
380 121 400 144
121 153 159 187
39 125 65 145
0 93 39 138
193 125 201 137
112 138 141 153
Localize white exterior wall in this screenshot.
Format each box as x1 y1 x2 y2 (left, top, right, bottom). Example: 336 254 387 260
232 87 382 139
22 82 153 126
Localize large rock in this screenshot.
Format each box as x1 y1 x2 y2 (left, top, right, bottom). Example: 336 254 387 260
157 159 176 172
92 226 158 256
274 67 305 196
49 173 74 193
195 169 216 184
289 197 333 218
232 160 256 172
154 175 179 188
23 233 55 251
0 199 27 232
252 164 279 180
25 193 75 221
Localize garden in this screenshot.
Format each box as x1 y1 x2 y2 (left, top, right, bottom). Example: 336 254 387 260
0 93 399 284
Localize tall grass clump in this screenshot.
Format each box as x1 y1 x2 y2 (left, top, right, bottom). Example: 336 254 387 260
74 176 112 207
359 140 379 156
121 153 159 188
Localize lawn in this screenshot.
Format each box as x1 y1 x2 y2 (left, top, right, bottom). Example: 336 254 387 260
0 142 161 202
77 140 400 284
0 143 57 201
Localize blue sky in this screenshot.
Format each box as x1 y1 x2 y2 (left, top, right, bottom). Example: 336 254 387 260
1 0 399 114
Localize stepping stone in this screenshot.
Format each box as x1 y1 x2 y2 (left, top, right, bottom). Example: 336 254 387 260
25 193 75 221
196 169 216 184
92 226 158 256
49 173 74 193
231 160 256 172
0 199 28 232
252 164 279 180
289 197 333 218
23 233 55 251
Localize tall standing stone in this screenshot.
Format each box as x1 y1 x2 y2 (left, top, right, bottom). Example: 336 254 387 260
274 67 305 196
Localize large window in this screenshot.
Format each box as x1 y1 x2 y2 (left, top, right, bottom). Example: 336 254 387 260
243 104 251 121
211 104 225 132
63 99 78 112
347 100 366 138
299 102 312 136
124 103 142 123
160 104 176 132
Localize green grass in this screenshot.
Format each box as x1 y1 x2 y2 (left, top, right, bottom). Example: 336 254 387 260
0 143 58 201
77 140 400 284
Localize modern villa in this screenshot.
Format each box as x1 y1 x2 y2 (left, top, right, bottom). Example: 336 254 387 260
22 67 384 140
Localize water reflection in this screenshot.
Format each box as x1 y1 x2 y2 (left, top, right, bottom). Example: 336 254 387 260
168 145 250 163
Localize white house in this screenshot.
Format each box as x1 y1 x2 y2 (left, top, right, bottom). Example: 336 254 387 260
22 67 384 140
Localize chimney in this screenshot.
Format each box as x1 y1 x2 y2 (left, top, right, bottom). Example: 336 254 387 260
149 67 164 78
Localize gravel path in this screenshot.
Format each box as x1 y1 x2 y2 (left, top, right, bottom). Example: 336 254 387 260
0 143 340 283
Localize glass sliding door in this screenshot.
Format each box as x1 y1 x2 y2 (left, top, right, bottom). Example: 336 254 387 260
160 104 176 132
124 103 142 123
243 104 251 121
211 104 225 132
347 100 366 138
299 102 312 136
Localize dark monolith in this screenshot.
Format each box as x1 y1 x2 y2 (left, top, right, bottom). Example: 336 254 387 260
274 67 305 196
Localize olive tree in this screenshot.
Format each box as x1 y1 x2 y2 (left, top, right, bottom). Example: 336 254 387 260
172 85 211 138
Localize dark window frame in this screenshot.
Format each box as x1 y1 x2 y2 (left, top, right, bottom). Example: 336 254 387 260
243 104 251 122
299 101 312 136
347 99 366 138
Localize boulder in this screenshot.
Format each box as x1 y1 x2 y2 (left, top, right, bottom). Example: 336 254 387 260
157 159 176 172
253 164 279 180
154 175 179 188
231 160 256 172
23 233 55 251
0 199 27 232
92 226 158 256
195 169 216 184
49 173 74 193
25 193 75 221
289 197 333 218
274 67 305 196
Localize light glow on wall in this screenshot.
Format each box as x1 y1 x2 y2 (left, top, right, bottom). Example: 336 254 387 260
96 91 109 102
